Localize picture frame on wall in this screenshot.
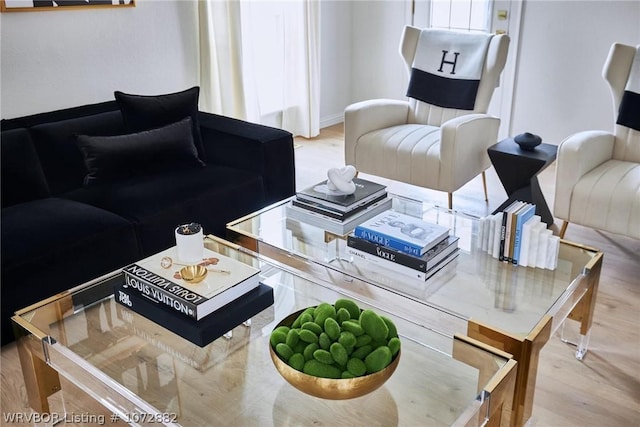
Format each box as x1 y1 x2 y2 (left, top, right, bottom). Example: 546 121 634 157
1 0 135 13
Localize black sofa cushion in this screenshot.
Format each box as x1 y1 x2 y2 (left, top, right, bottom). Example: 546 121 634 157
76 117 204 187
1 128 50 208
29 110 126 195
1 197 140 345
64 165 266 255
115 87 206 162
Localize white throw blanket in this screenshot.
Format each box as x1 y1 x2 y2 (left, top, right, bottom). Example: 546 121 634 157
617 45 640 131
406 29 492 110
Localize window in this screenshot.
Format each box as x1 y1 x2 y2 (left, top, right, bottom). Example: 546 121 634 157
429 0 492 33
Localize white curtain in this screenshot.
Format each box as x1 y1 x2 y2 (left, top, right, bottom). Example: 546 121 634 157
279 0 320 138
199 0 320 138
197 0 248 120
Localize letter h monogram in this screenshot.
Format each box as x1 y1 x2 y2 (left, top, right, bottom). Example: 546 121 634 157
438 50 459 74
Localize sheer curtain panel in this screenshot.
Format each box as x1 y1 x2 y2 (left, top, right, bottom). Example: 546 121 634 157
198 0 248 120
199 0 320 138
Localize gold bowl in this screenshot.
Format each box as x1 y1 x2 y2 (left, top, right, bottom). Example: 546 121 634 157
269 309 400 400
179 265 208 284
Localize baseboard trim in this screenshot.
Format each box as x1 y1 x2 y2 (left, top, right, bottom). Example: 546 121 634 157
320 113 343 129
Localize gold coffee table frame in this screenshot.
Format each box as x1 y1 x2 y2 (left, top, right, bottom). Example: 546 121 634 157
226 197 603 427
12 236 518 427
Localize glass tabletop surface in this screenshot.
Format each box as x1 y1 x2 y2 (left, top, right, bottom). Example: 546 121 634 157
227 196 601 338
16 238 511 427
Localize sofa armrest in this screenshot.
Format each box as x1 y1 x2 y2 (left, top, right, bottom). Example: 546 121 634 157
344 99 410 165
198 112 295 204
553 130 615 220
439 114 500 192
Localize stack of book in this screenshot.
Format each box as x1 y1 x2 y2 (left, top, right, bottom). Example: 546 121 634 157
347 210 459 281
114 247 274 347
286 177 393 235
477 201 560 269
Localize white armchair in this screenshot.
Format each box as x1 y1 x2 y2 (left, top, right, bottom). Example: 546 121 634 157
345 25 509 209
554 43 640 239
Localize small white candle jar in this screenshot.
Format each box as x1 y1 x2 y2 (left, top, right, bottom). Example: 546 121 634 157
175 223 204 264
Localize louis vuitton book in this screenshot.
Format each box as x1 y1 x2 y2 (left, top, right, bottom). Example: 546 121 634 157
122 247 260 321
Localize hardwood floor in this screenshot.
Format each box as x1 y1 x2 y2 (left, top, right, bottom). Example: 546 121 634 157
1 124 639 426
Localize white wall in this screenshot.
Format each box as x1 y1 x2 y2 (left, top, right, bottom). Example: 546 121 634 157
349 0 411 102
510 0 640 143
0 0 199 119
320 0 353 127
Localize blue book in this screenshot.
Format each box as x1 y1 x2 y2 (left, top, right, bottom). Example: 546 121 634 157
353 211 450 257
512 202 536 265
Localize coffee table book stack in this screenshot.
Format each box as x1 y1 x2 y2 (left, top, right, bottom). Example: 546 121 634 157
477 200 560 269
286 177 393 235
348 210 458 281
115 247 274 346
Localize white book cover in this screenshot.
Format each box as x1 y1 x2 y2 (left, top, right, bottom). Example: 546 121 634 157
124 246 261 320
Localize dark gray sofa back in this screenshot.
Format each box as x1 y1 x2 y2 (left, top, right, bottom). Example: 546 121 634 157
30 111 126 194
1 101 126 196
1 128 50 208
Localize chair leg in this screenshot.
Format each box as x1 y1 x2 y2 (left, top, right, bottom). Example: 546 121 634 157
448 193 453 210
481 171 488 202
559 221 569 238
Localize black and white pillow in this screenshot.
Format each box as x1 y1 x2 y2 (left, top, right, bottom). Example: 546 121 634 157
616 46 640 131
406 29 492 110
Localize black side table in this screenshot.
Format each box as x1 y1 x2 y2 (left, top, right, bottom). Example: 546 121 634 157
488 138 558 226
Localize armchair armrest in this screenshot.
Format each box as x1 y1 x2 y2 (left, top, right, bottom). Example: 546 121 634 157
439 114 500 192
554 130 615 219
198 112 295 204
344 99 410 165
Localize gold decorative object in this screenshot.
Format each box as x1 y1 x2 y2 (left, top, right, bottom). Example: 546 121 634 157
269 309 400 400
179 265 208 284
161 256 230 274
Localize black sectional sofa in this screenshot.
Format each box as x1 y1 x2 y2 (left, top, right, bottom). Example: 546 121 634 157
1 88 295 345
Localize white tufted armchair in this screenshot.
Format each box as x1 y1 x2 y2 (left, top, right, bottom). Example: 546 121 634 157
554 43 640 239
344 25 509 209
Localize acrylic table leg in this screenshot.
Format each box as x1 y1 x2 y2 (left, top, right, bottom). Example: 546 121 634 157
467 316 552 427
452 334 517 427
565 250 602 359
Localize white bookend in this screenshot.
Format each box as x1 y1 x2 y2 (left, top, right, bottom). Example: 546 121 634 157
535 229 553 269
519 215 541 267
486 214 495 254
526 222 546 268
491 212 504 259
482 215 492 252
545 235 560 270
478 216 487 250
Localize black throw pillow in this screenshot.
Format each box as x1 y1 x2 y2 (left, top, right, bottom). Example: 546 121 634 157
114 86 206 161
76 117 204 187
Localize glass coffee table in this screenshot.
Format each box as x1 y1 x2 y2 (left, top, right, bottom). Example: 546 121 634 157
12 236 516 427
226 195 603 427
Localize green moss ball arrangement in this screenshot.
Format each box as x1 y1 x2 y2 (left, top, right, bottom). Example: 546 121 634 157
270 298 401 379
